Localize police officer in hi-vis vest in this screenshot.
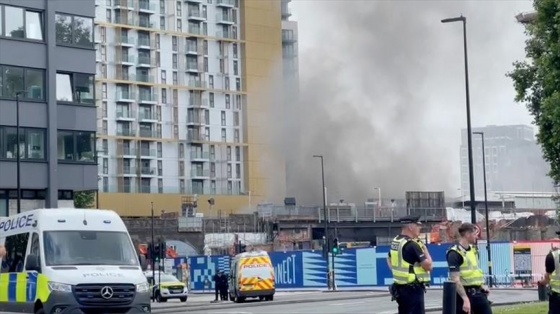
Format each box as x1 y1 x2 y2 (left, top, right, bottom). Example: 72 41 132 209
538 230 560 314
446 223 492 314
387 215 433 314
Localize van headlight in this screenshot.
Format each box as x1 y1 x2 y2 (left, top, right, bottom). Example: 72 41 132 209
136 281 150 293
48 282 72 293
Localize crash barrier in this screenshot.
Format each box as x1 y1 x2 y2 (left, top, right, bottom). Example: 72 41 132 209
175 240 559 291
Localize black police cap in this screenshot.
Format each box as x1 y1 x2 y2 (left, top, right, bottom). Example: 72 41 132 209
399 215 422 225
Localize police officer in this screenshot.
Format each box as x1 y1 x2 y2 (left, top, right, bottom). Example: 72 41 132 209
538 230 560 314
388 215 433 314
446 223 491 314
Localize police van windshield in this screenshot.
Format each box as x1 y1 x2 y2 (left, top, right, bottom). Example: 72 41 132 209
43 231 139 266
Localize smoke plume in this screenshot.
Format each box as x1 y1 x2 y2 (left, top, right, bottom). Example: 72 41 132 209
284 0 533 205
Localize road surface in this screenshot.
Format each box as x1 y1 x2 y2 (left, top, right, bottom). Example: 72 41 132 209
151 289 539 314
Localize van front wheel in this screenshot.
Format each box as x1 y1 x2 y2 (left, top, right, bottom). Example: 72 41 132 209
35 309 45 314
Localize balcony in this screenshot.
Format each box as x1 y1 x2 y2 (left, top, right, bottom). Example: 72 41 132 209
140 148 156 157
184 0 202 3
117 54 136 66
191 169 210 178
138 18 153 28
115 90 136 102
141 167 157 175
186 42 199 55
116 110 136 120
187 114 203 125
187 132 206 142
117 129 136 137
122 167 137 175
135 73 155 84
118 148 136 156
282 32 297 43
186 62 202 73
116 36 135 46
137 55 152 67
188 10 205 21
216 31 236 40
139 111 157 121
139 92 157 103
216 0 235 7
114 0 134 10
191 151 210 161
139 129 159 138
137 37 153 49
187 79 206 89
188 97 203 107
215 13 234 24
139 1 157 13
188 26 204 36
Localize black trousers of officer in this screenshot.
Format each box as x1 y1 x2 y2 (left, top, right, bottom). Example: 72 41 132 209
455 288 492 314
395 284 425 314
220 285 228 300
550 291 560 314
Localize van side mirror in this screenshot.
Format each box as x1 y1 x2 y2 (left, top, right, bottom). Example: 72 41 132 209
25 254 40 272
138 254 147 270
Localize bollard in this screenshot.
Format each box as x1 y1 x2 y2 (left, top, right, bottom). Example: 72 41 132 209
538 282 549 301
442 281 457 314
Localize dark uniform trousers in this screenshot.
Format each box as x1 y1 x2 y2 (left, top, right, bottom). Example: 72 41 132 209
456 287 492 314
550 292 560 314
395 284 425 314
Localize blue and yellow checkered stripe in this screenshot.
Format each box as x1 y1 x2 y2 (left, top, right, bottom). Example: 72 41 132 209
0 272 39 303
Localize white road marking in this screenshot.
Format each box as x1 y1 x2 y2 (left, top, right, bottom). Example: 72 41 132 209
330 301 366 306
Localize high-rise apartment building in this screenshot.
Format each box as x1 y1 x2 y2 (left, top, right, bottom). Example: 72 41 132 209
460 125 554 197
281 0 300 197
0 0 97 215
95 0 286 216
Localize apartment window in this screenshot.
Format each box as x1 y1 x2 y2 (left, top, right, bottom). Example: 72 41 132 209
227 146 231 161
102 158 108 174
172 54 178 69
161 70 166 84
235 146 240 161
225 77 229 90
235 164 240 178
161 88 167 104
210 163 216 177
233 60 238 75
176 2 182 16
233 112 239 126
173 72 178 85
0 65 45 100
156 33 160 49
158 179 163 193
160 16 165 30
56 72 94 105
106 9 111 22
221 129 226 142
172 36 177 51
55 13 93 47
209 75 214 89
227 181 232 195
234 129 239 142
209 92 214 107
203 40 208 54
227 164 232 178
0 5 43 41
0 127 46 160
236 78 241 91
233 43 238 58
177 20 182 32
210 145 215 160
225 94 230 109
57 131 96 162
211 181 216 195
103 177 109 192
179 179 185 193
221 111 226 126
204 57 208 72
235 94 241 109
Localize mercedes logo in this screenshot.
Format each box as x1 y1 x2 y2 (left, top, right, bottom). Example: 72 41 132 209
100 286 114 300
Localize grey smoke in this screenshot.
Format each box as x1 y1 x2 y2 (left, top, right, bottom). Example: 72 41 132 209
283 0 533 205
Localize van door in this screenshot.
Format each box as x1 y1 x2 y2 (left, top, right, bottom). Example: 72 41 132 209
0 232 31 312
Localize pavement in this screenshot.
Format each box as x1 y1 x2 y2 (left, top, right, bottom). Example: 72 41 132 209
150 289 540 314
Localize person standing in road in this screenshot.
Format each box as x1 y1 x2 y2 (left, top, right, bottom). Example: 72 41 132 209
538 230 560 314
446 223 492 314
387 215 433 314
213 270 225 302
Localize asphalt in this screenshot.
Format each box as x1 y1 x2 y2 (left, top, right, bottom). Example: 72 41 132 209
151 289 540 314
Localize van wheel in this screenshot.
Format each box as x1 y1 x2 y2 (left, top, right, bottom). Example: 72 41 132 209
155 291 167 303
180 297 187 302
35 309 45 314
236 297 246 303
259 296 264 301
229 294 235 302
266 295 274 301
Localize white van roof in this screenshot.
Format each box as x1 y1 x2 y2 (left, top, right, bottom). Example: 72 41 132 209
0 208 127 237
234 250 270 259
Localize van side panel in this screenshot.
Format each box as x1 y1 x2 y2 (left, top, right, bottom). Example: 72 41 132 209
0 272 50 312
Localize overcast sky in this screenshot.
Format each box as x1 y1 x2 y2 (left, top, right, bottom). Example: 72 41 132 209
285 0 537 203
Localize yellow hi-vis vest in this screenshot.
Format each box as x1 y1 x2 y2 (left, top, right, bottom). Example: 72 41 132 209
551 250 560 293
448 244 484 286
390 236 431 284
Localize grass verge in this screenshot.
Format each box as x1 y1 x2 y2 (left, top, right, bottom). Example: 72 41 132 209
494 302 548 314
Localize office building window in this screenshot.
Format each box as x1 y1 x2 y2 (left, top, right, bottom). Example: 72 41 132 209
54 13 94 47
57 130 96 162
0 65 45 100
56 72 94 105
221 111 226 126
0 126 46 160
1 5 44 41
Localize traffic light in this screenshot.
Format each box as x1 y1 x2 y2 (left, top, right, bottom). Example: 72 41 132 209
153 243 160 262
332 238 340 255
159 241 166 259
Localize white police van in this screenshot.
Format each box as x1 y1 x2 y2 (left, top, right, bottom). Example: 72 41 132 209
0 208 151 314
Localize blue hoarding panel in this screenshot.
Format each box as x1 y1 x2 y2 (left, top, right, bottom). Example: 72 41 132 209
188 255 231 290
270 251 304 289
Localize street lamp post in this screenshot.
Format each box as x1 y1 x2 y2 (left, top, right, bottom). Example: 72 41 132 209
15 91 26 214
474 131 493 287
441 15 477 224
313 155 330 289
374 187 381 209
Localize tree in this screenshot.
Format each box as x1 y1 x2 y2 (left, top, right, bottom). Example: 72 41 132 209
74 191 96 209
507 0 560 186
55 15 93 47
